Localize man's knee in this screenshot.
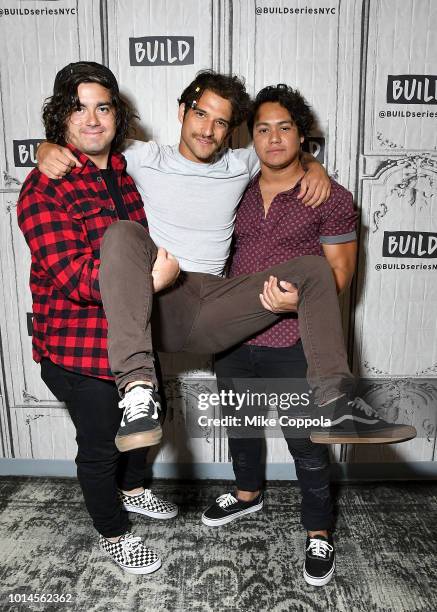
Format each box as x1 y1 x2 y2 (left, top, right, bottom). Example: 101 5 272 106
297 255 332 279
289 440 330 468
102 220 147 250
101 220 156 264
76 435 119 465
291 255 336 292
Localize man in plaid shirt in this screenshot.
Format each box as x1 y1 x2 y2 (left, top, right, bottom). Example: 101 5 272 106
17 62 180 574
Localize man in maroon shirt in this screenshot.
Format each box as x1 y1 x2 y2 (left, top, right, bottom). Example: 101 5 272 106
201 84 357 586
17 62 180 574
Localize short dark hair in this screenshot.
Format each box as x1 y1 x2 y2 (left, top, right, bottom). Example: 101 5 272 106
178 70 251 130
42 61 138 151
248 84 314 139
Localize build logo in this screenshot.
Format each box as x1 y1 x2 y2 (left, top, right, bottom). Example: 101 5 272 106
383 231 437 258
302 137 325 165
130 36 194 66
387 75 437 104
13 139 43 167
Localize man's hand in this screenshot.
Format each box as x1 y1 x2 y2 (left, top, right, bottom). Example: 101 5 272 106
259 275 298 313
151 247 180 293
37 142 82 179
298 152 331 208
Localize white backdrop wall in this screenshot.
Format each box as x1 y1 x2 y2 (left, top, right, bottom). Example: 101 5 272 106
0 0 436 476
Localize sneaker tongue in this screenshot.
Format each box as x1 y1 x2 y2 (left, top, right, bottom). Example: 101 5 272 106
309 534 328 541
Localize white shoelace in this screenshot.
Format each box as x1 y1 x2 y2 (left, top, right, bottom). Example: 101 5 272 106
306 538 334 559
119 387 159 426
216 493 238 508
143 489 154 502
348 397 380 419
120 533 143 562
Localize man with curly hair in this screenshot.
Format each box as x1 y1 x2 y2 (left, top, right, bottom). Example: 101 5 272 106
17 62 180 574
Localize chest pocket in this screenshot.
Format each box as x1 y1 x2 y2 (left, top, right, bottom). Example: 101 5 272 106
69 201 113 254
70 200 103 219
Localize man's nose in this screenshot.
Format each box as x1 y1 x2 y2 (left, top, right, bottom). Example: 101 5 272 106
269 128 281 143
202 119 214 136
86 109 100 126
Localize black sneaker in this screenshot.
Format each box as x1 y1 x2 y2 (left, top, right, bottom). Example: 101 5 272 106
201 492 263 527
310 395 417 445
303 534 335 586
115 385 162 452
99 532 161 575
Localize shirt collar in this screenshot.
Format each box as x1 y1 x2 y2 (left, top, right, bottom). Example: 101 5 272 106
251 170 304 198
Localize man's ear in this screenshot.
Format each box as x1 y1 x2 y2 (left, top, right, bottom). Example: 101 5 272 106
178 103 186 124
300 135 305 144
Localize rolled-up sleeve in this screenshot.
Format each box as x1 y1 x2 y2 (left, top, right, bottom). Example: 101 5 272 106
319 187 357 244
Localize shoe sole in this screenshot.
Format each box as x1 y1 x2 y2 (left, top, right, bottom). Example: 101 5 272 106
303 559 335 586
118 557 162 575
115 427 162 452
123 503 178 519
201 500 263 527
310 425 417 445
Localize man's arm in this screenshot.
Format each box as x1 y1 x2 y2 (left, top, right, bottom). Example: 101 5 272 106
259 241 357 313
234 148 330 208
322 241 357 294
36 142 82 179
17 187 102 303
36 139 153 179
299 151 331 208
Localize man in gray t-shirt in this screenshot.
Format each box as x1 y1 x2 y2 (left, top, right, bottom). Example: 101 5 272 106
37 69 415 452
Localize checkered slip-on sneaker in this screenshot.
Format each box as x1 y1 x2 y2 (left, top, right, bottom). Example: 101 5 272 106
119 489 178 519
99 532 161 575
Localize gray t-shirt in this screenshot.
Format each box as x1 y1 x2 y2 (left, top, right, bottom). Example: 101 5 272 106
123 140 259 276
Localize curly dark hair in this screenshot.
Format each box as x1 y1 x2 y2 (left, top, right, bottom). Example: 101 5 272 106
247 84 314 139
178 70 251 130
42 61 138 151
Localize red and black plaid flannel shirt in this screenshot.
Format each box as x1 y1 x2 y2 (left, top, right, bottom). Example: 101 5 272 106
17 145 148 380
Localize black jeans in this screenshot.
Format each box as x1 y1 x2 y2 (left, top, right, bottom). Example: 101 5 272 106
215 342 333 531
40 359 148 538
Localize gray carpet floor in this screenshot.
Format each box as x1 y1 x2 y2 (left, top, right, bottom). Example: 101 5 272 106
0 477 436 612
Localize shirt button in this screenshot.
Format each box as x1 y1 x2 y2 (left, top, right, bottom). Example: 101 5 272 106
97 176 103 182
109 204 115 211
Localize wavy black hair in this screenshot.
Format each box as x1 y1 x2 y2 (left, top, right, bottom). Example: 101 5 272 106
248 84 314 139
178 70 251 130
42 61 138 151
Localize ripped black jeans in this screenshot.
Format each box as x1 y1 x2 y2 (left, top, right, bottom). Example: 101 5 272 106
215 342 333 531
